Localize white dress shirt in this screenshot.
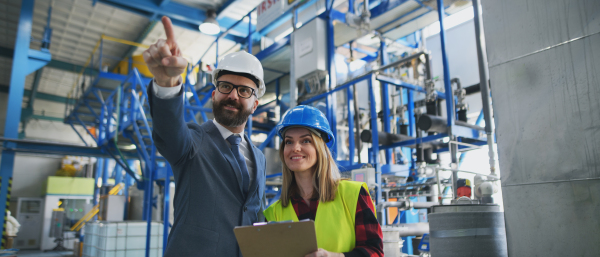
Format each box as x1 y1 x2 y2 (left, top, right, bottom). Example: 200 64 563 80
153 80 256 191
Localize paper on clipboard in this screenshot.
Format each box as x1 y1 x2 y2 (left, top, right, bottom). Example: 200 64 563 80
234 220 318 257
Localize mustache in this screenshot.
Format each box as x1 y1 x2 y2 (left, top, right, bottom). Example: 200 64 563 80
219 99 242 110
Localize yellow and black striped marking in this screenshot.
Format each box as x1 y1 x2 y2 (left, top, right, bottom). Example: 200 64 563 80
1 177 12 250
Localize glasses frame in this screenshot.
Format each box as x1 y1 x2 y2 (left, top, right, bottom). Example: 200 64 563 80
215 81 256 99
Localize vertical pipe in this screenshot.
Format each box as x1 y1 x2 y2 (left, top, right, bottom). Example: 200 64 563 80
326 14 337 159
368 75 382 204
246 18 254 138
436 0 458 198
247 12 253 54
246 115 253 137
379 40 393 164
162 164 171 255
472 0 496 175
99 38 103 73
347 87 355 164
93 159 102 207
102 158 110 187
124 160 135 220
114 163 123 185
353 84 361 163
215 39 219 67
145 152 155 257
407 89 417 178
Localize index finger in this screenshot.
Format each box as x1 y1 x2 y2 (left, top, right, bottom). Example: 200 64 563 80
161 16 176 42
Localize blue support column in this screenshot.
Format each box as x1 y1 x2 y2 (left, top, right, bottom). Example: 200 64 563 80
123 160 136 220
162 164 172 255
145 150 156 257
247 12 253 54
407 89 417 179
347 87 355 164
246 12 253 137
114 162 123 186
93 158 103 222
325 14 337 159
379 41 393 164
215 40 219 67
102 158 110 186
0 0 50 244
368 75 382 204
436 0 459 197
436 0 454 127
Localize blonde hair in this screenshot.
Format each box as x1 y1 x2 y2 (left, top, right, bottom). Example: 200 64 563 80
279 130 341 207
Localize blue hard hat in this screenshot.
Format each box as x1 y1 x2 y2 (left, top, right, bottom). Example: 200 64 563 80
276 105 335 148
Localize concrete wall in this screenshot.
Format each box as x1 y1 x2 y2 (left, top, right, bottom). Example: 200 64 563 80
482 0 600 256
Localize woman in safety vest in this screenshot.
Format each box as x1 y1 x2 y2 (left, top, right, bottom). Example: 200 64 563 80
264 105 383 257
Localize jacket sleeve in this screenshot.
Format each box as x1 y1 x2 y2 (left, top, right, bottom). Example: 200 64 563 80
148 82 198 166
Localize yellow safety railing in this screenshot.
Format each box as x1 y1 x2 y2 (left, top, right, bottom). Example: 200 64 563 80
70 183 124 232
67 35 150 99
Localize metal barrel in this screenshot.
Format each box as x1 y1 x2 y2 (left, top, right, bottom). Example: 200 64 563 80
428 204 508 257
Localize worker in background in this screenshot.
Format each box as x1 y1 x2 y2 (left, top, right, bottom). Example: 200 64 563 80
143 16 267 257
264 105 383 257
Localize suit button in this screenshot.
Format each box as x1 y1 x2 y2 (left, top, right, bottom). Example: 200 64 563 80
243 206 248 212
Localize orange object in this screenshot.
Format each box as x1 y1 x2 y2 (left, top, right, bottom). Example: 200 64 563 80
387 198 398 224
457 187 472 198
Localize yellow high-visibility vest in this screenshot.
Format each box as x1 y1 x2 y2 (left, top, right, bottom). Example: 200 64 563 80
264 181 373 253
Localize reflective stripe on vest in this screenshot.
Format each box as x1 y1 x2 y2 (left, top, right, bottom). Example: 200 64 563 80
264 181 370 253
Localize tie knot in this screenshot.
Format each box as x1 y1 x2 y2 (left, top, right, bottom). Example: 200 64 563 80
227 134 242 146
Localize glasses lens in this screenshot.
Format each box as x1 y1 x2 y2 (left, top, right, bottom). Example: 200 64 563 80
237 86 253 98
218 82 233 94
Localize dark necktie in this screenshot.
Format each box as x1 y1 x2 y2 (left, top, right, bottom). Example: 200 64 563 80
227 134 249 195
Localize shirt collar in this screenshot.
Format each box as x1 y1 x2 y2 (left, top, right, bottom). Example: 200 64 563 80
212 119 246 145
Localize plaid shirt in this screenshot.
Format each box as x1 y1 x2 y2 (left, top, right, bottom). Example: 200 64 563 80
290 187 384 257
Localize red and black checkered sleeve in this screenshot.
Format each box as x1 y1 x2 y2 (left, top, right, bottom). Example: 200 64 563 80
343 187 384 257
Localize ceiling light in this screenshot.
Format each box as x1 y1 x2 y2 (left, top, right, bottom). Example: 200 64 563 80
199 10 220 35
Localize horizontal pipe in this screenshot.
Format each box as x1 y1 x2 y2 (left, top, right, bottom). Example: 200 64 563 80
417 114 485 133
360 130 413 145
394 222 430 237
361 130 444 149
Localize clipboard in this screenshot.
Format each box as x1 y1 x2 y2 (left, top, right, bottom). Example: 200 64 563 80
234 220 318 257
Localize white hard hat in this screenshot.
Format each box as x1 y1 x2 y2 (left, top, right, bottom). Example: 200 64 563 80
212 51 265 98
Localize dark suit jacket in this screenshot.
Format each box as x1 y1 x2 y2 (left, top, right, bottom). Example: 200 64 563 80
148 85 266 257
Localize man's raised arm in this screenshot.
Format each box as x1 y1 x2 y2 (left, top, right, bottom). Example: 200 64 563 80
143 16 194 165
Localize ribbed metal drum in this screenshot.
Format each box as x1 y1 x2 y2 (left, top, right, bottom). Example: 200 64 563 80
428 204 507 257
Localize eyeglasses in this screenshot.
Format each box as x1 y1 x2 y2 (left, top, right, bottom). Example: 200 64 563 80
216 81 256 99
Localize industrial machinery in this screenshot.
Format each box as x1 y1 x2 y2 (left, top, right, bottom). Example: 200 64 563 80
47 209 69 251
428 203 507 257
14 197 44 250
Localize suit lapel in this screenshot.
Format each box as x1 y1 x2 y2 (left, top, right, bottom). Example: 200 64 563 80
205 121 244 195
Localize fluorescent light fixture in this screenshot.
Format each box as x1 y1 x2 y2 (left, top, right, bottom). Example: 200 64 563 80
200 10 220 35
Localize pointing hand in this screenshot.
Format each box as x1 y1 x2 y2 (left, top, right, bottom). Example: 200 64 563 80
142 16 188 87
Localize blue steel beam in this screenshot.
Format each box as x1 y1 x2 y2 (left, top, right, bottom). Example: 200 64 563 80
96 0 249 43
376 75 446 99
0 137 139 159
379 41 393 164
0 0 50 243
255 35 290 60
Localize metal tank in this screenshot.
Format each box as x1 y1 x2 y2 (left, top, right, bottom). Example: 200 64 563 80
428 204 507 257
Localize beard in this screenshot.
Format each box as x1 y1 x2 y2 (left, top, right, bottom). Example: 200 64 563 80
213 98 254 128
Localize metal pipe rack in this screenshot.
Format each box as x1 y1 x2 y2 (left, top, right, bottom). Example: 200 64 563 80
0 0 496 255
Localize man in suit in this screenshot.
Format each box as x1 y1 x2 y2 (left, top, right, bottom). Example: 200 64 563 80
143 16 267 256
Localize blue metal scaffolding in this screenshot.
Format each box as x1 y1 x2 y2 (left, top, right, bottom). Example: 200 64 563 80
0 0 492 255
